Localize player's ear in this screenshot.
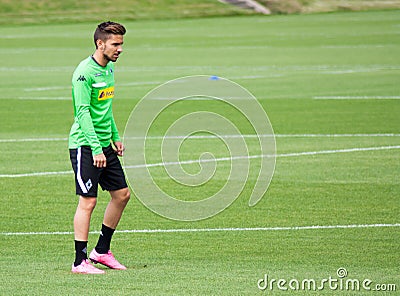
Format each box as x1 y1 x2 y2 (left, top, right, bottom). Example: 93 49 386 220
96 39 104 50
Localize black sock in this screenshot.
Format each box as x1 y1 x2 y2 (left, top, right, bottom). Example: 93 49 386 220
95 224 115 254
74 240 88 267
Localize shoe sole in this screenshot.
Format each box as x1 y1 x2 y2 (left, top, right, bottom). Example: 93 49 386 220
71 270 105 274
90 258 126 270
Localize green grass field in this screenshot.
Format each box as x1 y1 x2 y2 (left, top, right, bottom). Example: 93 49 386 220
0 9 399 295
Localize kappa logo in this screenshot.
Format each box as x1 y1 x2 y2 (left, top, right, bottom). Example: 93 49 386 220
77 75 86 82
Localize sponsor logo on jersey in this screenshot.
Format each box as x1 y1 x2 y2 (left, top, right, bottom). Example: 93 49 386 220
95 72 103 77
98 86 114 101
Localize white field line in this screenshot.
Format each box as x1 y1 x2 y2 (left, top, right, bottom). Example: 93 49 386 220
23 86 70 91
0 145 399 178
16 94 400 100
1 223 399 236
1 133 400 143
122 133 400 140
123 145 400 169
6 64 400 74
23 80 162 92
0 170 73 178
20 75 271 93
314 96 400 100
17 96 70 100
0 137 68 143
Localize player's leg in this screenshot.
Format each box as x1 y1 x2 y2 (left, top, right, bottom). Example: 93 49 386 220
74 196 97 241
94 187 130 253
89 145 130 270
73 196 96 266
89 188 130 270
103 187 131 228
70 146 104 274
71 196 105 274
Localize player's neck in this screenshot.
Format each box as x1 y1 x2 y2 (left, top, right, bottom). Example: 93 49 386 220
92 51 108 67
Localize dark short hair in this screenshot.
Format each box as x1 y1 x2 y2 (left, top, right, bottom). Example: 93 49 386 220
94 21 126 48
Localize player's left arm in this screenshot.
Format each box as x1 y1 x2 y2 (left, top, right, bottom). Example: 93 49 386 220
110 63 124 156
111 113 125 156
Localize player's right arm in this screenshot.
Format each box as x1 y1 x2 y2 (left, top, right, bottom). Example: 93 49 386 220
72 70 106 167
92 153 106 168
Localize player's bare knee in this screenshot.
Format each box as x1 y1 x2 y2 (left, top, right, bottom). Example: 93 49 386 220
78 196 97 211
111 188 130 205
120 188 131 204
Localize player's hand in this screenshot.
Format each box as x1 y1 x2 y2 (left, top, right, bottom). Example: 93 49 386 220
93 153 107 168
113 141 125 156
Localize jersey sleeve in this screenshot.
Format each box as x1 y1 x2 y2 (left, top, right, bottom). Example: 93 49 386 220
109 64 121 143
111 115 121 142
72 70 103 155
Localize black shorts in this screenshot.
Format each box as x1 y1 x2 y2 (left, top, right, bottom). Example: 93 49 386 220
69 145 128 197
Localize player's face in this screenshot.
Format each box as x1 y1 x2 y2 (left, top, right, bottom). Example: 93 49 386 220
102 34 124 62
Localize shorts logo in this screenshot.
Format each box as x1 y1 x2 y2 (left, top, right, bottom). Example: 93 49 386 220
85 179 92 191
98 86 114 101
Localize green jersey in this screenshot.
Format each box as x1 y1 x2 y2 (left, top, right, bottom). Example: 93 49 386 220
69 56 121 155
